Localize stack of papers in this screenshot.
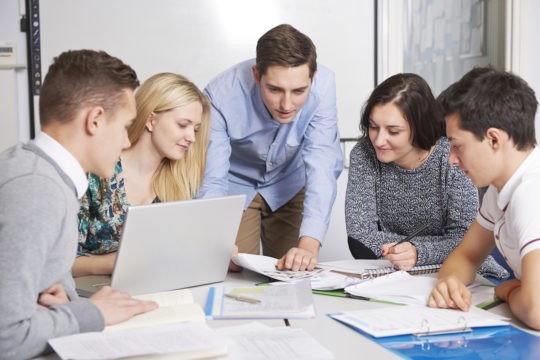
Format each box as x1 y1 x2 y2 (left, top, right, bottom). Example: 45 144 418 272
207 280 315 319
231 253 362 290
330 306 510 338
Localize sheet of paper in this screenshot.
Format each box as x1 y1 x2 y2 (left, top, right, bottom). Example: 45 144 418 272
211 280 315 319
318 259 393 274
344 272 499 307
49 322 227 360
331 306 510 338
216 322 334 360
345 272 435 305
231 253 363 290
232 253 325 282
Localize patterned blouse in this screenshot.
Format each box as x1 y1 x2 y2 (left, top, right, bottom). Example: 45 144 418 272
78 159 159 255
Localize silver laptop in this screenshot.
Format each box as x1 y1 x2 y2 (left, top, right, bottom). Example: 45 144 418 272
75 194 246 297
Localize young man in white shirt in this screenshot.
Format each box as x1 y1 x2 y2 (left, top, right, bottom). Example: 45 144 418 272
428 67 540 330
0 50 157 359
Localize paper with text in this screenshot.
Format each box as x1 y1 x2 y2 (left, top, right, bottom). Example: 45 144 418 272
210 280 315 319
216 322 334 359
331 306 510 338
49 322 227 359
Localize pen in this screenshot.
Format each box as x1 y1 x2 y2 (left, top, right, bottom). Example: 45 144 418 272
224 293 261 304
392 224 429 248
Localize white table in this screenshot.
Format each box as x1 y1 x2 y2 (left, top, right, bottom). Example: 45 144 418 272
190 270 402 359
44 271 540 359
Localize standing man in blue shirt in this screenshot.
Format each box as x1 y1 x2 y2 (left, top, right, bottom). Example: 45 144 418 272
198 24 343 271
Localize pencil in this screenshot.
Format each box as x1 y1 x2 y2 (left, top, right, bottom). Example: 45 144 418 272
392 224 429 248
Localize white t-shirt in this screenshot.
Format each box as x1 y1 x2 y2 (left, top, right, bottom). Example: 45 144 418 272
476 147 540 280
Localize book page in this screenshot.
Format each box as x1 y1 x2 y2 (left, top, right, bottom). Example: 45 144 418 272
49 322 227 360
132 289 194 306
106 289 205 331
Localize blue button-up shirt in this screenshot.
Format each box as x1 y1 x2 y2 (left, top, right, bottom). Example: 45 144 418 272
198 59 343 243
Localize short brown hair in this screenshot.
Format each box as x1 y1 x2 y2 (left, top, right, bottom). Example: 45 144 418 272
438 67 537 150
255 24 317 79
39 50 139 126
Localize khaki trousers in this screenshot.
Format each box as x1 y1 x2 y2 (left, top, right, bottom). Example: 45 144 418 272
235 188 305 259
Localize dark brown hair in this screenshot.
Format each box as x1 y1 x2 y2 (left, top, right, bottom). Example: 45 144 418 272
438 67 537 150
255 24 317 79
360 73 444 150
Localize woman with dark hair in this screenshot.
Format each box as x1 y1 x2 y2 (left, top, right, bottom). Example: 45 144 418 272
345 73 508 279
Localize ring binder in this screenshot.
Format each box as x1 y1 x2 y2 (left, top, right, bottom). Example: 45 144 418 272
413 316 472 337
330 305 510 338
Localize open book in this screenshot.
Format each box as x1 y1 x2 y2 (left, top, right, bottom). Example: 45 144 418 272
105 289 205 331
50 289 225 359
330 306 510 338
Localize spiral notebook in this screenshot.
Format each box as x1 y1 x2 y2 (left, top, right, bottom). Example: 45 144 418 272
318 259 441 280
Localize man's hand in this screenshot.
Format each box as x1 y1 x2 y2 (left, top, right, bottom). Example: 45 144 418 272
381 241 418 270
38 283 69 308
90 286 158 326
276 236 320 271
428 275 471 311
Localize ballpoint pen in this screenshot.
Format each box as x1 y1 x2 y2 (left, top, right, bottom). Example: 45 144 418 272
224 293 261 304
392 224 430 248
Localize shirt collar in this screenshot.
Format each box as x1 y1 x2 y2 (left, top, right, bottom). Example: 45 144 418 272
34 131 88 198
497 147 539 210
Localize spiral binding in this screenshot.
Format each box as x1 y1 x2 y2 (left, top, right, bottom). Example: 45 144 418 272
331 263 441 280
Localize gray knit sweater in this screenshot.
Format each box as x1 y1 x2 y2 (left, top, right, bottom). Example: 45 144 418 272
345 137 508 279
0 142 104 359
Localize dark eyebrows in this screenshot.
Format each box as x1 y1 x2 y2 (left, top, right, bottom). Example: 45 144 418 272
368 119 405 130
265 84 308 92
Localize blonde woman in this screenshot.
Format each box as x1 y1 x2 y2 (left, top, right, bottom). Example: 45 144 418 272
74 73 210 277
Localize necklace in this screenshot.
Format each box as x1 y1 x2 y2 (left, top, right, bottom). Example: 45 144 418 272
414 147 433 169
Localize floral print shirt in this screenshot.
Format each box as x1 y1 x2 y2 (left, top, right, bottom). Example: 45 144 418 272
77 159 158 255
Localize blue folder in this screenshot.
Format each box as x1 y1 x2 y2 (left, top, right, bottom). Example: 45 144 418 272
331 316 540 359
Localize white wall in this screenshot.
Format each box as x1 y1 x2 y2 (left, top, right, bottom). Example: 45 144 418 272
519 0 540 142
507 0 540 142
0 0 30 151
319 169 353 261
37 0 373 140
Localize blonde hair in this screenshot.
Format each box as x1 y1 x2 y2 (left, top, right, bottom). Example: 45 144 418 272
129 73 210 202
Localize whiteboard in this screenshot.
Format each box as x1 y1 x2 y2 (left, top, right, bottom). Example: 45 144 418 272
38 0 374 139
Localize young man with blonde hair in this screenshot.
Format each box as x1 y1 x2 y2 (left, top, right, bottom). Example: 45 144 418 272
0 50 157 359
